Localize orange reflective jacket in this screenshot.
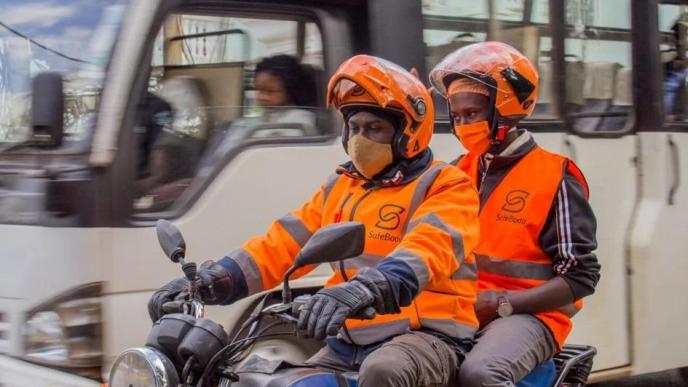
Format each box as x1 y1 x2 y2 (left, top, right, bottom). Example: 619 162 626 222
227 160 480 345
457 146 587 348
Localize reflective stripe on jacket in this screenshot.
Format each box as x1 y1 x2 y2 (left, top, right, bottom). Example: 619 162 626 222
225 160 480 345
457 146 587 348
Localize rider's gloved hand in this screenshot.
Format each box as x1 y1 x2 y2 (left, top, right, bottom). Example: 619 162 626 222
148 277 189 322
196 260 236 305
297 279 375 340
147 260 237 322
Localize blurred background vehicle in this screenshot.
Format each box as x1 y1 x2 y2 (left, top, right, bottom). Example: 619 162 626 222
0 0 686 386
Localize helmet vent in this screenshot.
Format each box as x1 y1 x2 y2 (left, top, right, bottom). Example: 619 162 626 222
500 67 535 104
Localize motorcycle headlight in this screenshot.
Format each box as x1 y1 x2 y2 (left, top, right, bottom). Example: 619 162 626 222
109 347 179 387
22 282 102 380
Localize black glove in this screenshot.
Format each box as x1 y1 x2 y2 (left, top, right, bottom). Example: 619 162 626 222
297 280 375 340
355 268 401 314
148 277 189 322
147 260 236 322
196 260 236 305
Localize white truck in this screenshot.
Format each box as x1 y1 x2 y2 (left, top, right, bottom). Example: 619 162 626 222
0 0 687 385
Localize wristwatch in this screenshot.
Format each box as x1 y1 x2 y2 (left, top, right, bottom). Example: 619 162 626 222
496 296 513 318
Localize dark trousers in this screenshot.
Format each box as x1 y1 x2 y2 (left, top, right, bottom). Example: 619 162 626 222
459 314 558 387
305 331 461 387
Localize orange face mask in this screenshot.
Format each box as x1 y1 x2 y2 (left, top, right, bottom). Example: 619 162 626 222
453 120 492 155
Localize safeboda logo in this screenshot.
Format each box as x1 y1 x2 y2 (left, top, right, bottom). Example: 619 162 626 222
502 190 530 213
376 204 406 230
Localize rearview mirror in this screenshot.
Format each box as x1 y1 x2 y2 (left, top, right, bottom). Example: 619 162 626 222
31 72 64 148
282 222 365 304
293 222 365 268
156 219 186 263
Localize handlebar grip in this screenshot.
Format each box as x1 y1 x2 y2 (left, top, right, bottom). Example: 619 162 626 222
292 295 311 316
162 300 184 314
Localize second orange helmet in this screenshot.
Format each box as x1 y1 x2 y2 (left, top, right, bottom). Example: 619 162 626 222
429 41 539 123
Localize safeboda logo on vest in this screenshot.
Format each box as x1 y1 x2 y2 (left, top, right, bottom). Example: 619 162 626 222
368 204 405 243
497 189 530 225
502 190 530 213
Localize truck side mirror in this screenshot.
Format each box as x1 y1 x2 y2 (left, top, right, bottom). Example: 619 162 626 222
31 72 64 148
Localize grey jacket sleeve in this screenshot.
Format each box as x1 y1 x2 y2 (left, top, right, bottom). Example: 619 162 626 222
539 169 601 300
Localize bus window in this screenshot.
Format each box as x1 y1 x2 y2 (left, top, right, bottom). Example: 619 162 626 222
132 13 326 215
565 0 633 133
659 2 688 123
422 0 558 120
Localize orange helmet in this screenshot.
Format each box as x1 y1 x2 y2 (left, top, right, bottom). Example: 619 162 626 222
327 55 434 160
429 42 539 124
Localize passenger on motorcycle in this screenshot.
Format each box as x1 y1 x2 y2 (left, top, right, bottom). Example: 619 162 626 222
429 42 601 387
149 55 482 387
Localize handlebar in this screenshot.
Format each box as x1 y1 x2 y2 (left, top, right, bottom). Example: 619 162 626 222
165 293 376 387
164 293 376 324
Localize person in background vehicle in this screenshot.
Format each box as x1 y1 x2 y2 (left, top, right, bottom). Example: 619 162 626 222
226 54 319 138
429 42 601 387
134 55 318 210
663 14 688 119
134 78 207 209
149 55 481 387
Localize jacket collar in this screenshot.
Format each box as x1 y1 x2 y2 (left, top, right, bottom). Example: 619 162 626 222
481 128 537 172
337 148 434 187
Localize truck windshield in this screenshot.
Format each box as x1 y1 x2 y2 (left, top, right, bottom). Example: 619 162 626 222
0 0 125 144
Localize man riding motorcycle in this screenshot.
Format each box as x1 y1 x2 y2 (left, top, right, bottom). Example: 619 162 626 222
429 42 601 387
149 55 481 387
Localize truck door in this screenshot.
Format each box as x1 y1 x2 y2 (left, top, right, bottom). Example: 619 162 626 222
95 0 357 363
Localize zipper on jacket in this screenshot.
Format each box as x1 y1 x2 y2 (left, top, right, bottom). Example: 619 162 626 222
339 187 376 281
479 156 490 193
337 186 376 349
334 192 354 224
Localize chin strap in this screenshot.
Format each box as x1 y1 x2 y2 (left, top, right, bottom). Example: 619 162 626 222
495 121 511 141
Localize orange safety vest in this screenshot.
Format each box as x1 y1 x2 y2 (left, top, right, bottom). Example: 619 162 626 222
236 160 480 345
457 146 587 348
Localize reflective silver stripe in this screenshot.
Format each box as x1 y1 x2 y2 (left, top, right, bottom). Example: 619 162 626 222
420 318 477 340
277 214 312 247
402 163 448 233
229 248 264 295
388 248 430 289
409 212 465 264
322 173 340 207
344 319 411 345
343 253 386 269
476 254 555 280
451 261 477 280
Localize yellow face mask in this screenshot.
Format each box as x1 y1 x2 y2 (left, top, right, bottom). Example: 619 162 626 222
453 120 493 155
347 134 394 179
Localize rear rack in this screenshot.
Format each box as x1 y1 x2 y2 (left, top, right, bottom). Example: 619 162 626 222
553 344 597 387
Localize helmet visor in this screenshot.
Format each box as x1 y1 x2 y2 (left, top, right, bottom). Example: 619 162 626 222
429 42 534 97
329 78 380 109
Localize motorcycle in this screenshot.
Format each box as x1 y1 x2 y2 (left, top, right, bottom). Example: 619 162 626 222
108 220 596 387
